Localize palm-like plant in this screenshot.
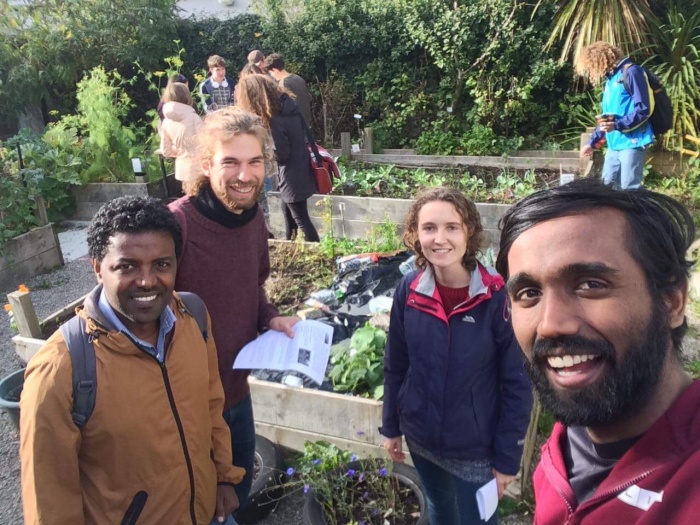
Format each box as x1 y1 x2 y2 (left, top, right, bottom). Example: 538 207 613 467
536 0 660 66
644 8 700 149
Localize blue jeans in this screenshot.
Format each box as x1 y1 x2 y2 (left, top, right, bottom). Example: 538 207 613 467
223 395 256 519
602 147 646 189
209 515 237 525
411 452 498 525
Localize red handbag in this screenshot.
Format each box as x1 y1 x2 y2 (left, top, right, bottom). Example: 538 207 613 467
308 143 340 194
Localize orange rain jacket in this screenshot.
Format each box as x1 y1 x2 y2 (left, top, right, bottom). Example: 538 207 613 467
20 287 245 524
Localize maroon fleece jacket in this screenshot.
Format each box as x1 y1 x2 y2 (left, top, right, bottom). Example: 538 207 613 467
169 196 279 409
533 380 700 525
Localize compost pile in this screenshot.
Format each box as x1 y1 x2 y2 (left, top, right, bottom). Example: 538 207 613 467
257 244 416 395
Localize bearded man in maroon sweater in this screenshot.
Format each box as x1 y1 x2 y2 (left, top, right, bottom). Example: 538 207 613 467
169 107 299 518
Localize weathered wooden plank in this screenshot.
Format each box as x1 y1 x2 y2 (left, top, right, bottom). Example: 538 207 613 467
7 291 42 338
509 150 578 159
12 335 45 364
381 149 415 155
0 224 57 272
41 294 86 325
70 180 170 220
249 378 384 445
0 249 65 291
254 422 384 457
254 422 414 465
351 154 581 171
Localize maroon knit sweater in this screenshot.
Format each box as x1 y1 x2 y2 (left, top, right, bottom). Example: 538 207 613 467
169 196 279 409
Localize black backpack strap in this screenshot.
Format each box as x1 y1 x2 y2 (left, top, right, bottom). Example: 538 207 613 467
59 316 97 428
178 291 209 343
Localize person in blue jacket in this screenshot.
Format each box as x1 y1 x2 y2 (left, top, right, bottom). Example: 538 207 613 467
381 187 532 525
578 42 655 189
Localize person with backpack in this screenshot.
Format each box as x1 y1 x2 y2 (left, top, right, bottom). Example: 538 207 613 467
578 42 663 190
20 196 244 525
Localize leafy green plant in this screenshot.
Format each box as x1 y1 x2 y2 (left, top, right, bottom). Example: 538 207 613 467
644 6 700 150
72 67 137 182
363 218 403 254
0 171 40 247
493 168 540 201
329 323 387 399
686 359 700 380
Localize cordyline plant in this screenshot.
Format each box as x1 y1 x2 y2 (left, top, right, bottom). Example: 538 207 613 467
283 441 419 525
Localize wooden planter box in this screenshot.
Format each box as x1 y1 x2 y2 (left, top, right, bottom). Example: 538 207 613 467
268 193 510 250
0 224 64 292
250 377 387 458
70 175 179 221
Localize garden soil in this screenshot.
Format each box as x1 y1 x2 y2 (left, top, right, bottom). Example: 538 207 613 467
0 247 698 524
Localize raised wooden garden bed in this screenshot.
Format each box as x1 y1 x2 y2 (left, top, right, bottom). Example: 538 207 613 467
250 377 387 458
70 175 179 221
268 193 510 250
0 224 64 292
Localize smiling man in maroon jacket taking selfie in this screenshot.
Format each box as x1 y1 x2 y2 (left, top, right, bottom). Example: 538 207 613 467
496 179 699 525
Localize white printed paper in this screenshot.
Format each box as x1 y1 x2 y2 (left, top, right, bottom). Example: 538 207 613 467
476 478 498 522
233 320 333 385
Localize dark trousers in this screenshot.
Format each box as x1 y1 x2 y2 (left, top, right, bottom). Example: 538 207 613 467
411 451 499 525
223 395 256 518
283 200 320 242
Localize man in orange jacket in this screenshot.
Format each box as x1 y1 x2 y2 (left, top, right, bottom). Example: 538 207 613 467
20 196 244 524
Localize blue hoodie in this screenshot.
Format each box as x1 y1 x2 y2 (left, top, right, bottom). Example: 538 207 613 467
588 57 655 151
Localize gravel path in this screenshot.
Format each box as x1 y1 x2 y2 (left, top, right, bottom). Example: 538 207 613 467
0 256 95 525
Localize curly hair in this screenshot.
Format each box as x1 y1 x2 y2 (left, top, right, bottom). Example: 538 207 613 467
87 196 182 262
575 41 623 84
403 187 485 272
234 74 285 128
186 107 275 197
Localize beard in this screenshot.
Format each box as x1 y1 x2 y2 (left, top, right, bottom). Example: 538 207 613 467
525 303 670 427
214 179 262 213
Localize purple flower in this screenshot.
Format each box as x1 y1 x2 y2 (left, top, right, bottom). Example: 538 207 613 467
362 491 369 500
286 467 295 477
358 472 365 482
350 454 358 462
356 430 365 436
312 459 321 465
303 484 310 494
346 469 356 477
378 467 388 477
372 509 379 516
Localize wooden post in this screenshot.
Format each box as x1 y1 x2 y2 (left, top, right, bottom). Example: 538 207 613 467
520 394 542 497
7 290 42 338
363 127 374 155
341 132 352 159
579 127 596 176
34 195 49 225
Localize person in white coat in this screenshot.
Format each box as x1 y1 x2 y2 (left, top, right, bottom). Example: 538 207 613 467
159 83 204 193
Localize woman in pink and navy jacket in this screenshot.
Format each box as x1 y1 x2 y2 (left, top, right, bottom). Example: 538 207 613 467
381 187 532 525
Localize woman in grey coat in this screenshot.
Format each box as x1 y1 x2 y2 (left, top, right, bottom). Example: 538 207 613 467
236 74 319 242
